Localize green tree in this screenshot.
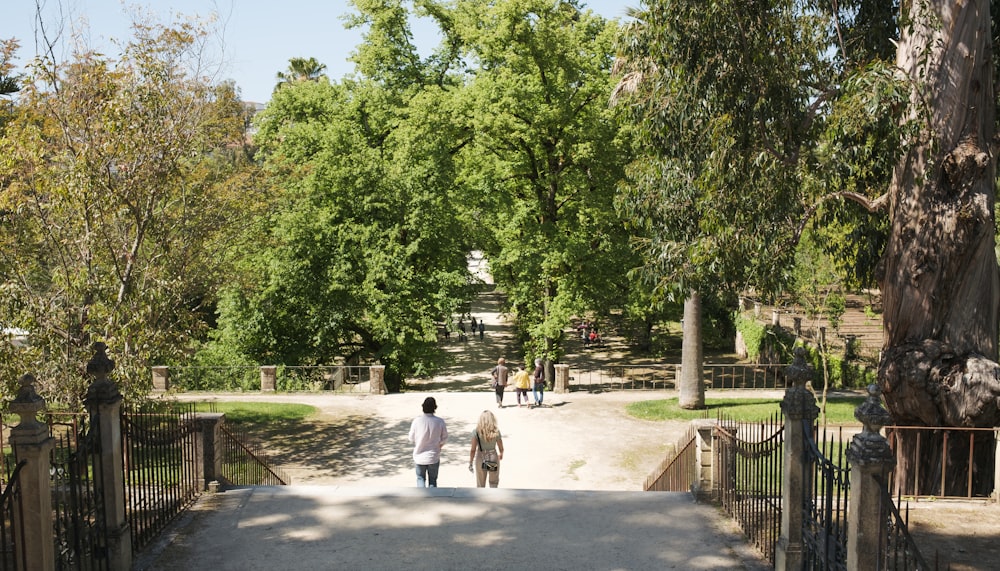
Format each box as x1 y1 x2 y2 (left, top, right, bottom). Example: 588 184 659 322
221 0 475 391
274 56 329 91
0 18 253 405
455 0 635 363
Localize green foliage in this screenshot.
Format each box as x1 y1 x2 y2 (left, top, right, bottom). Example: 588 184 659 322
734 313 769 362
626 396 864 423
0 17 253 406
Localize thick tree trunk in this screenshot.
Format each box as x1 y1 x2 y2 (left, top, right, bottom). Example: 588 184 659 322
879 0 1000 495
679 290 705 409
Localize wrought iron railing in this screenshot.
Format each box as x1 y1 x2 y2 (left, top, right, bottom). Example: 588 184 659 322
879 478 934 570
47 412 109 571
0 461 26 571
219 425 289 486
643 425 698 492
569 364 785 391
715 414 784 566
801 421 849 571
162 365 375 393
885 425 997 499
121 404 201 553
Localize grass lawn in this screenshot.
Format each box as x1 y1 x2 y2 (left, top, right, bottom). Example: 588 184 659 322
192 401 318 426
626 396 864 424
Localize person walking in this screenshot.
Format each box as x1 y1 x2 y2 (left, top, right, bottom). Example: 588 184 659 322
512 366 531 407
531 358 545 408
478 320 485 340
491 358 509 408
468 410 504 488
408 397 448 488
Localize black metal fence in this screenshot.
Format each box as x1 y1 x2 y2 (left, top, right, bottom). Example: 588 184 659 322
715 414 784 566
0 461 26 571
643 425 698 492
121 404 201 553
879 479 934 570
219 425 289 486
47 412 108 571
801 421 849 571
570 364 785 391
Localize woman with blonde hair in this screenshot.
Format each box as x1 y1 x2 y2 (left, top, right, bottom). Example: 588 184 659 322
468 410 504 488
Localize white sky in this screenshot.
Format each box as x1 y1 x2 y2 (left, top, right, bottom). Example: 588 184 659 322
1 0 634 104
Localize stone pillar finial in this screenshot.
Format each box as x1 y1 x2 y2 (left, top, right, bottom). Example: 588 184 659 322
10 373 47 435
86 342 122 405
847 384 895 467
781 347 819 421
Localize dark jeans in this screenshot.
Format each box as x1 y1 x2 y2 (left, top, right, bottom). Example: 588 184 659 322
494 385 505 405
415 462 440 487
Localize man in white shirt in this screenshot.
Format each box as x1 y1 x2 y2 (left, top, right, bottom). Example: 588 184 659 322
408 397 448 487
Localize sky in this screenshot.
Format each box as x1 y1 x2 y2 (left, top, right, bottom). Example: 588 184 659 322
2 0 635 104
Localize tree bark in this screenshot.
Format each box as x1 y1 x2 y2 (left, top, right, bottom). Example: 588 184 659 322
679 290 705 409
879 0 1000 495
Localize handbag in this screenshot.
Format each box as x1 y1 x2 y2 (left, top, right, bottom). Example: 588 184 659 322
476 433 500 471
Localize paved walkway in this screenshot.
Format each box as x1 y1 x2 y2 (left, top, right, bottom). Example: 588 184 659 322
135 486 768 570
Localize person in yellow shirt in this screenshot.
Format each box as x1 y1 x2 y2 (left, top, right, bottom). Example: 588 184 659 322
512 366 532 408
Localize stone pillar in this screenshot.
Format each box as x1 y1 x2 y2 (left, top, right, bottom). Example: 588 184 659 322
192 413 225 491
775 347 819 571
793 317 802 338
9 374 55 571
152 366 169 392
691 418 717 500
772 310 780 327
83 343 132 571
753 301 762 317
554 364 570 393
846 384 895 571
260 365 276 392
370 365 387 394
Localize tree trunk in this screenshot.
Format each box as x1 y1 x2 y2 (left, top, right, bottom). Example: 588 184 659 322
879 0 1000 495
679 290 705 409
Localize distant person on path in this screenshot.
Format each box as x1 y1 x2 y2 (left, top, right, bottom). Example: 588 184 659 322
458 319 467 341
512 366 531 407
471 316 477 332
468 410 504 488
531 358 545 408
478 320 485 340
491 358 509 408
408 397 448 487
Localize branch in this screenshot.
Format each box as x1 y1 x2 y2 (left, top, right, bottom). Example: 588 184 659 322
793 190 889 244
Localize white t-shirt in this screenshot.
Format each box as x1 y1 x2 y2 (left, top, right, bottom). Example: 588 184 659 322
408 413 448 465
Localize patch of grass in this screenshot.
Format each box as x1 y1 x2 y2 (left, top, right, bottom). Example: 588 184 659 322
626 396 863 424
565 459 586 480
193 402 318 426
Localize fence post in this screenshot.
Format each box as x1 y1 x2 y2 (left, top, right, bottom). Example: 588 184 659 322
191 413 226 491
152 366 169 392
775 347 819 571
692 418 717 500
83 343 132 571
260 366 276 392
553 364 570 393
370 365 387 394
9 374 55 571
845 384 895 571
993 429 1000 501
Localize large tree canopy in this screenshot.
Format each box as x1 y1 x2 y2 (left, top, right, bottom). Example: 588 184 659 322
0 19 253 404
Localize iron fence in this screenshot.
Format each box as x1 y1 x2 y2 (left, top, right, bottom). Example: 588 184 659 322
569 364 785 391
885 426 996 499
164 366 260 392
219 425 289 486
121 404 200 554
715 413 784 566
643 425 698 492
0 461 26 571
47 412 108 571
879 478 935 570
801 421 849 571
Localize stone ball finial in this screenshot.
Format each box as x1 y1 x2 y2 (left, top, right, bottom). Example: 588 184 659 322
785 346 814 388
86 342 115 380
855 383 892 434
